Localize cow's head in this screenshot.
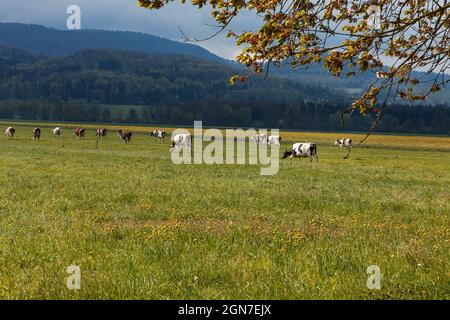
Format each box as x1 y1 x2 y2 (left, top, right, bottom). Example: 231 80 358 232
282 150 293 159
334 140 340 146
117 129 123 137
169 141 177 152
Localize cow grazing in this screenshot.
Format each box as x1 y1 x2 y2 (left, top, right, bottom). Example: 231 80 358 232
73 128 85 139
335 138 352 149
32 127 41 140
53 127 63 137
117 129 132 143
170 133 191 152
4 127 15 140
96 128 107 138
282 142 318 162
151 130 167 142
251 134 267 144
268 135 281 145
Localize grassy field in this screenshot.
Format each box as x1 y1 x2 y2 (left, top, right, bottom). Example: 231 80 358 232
0 121 448 299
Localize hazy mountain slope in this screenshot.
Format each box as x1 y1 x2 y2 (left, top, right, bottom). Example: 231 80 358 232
272 61 450 105
0 23 227 63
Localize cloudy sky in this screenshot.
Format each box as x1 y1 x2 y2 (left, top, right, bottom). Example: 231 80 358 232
1 1 446 75
0 0 260 60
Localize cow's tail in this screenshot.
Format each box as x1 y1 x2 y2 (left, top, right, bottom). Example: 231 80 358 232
311 144 318 163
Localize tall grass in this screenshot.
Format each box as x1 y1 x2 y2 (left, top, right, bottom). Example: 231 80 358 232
0 123 448 299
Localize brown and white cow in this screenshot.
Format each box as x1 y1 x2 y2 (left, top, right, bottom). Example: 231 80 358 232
117 129 132 143
4 127 15 140
33 127 41 140
96 128 107 138
73 128 85 139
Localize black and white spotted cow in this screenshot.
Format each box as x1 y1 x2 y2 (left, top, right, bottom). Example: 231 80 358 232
335 138 353 149
4 127 15 140
117 129 132 143
151 130 167 142
53 127 63 137
282 142 318 162
251 134 267 144
268 135 281 145
33 127 41 140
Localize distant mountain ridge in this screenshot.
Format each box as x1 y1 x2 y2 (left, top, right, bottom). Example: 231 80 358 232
0 23 228 63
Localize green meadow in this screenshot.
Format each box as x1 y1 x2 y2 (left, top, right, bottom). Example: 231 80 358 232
0 122 448 299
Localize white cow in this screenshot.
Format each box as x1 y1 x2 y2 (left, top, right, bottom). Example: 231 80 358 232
282 142 318 162
53 127 63 137
170 133 191 152
335 138 352 149
268 135 281 145
251 134 267 144
4 127 15 139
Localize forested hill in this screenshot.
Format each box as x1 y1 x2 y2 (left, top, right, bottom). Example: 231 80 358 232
0 23 226 63
0 44 41 72
0 45 341 105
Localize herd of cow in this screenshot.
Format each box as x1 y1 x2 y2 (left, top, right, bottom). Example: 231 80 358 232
3 126 166 144
165 133 353 162
3 126 353 162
